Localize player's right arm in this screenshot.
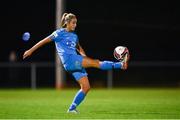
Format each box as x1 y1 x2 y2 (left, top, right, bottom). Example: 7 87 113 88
23 37 52 59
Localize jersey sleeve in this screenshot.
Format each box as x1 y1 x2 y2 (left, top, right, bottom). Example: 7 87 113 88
48 31 58 42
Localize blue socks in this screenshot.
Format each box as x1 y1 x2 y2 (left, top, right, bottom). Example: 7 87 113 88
69 89 86 111
100 61 122 70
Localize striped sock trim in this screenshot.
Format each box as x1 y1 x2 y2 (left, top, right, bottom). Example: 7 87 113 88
72 103 77 107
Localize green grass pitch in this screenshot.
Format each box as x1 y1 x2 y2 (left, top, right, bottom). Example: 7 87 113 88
0 88 180 119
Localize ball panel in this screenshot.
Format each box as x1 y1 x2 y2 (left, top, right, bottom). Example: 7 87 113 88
114 46 129 61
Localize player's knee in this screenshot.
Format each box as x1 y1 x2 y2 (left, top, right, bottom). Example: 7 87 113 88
94 59 100 67
95 59 100 62
81 84 91 93
89 58 100 67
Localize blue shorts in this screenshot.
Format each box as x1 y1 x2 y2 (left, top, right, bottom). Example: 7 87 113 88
63 54 88 81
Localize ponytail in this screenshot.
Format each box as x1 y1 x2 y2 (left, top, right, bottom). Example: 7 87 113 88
60 13 76 28
60 13 68 28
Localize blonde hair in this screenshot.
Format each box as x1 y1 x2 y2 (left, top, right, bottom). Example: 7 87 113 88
60 13 76 28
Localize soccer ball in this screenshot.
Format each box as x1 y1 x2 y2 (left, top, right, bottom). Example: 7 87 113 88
114 46 129 61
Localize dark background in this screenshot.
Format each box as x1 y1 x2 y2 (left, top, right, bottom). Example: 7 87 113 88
0 0 55 62
67 0 179 61
0 0 180 88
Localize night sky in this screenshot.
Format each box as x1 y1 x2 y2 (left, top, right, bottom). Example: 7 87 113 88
1 0 180 62
0 0 55 62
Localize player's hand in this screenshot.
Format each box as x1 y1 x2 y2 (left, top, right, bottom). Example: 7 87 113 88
23 50 32 59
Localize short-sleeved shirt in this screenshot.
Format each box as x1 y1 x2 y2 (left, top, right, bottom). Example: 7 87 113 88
49 28 88 80
49 28 79 64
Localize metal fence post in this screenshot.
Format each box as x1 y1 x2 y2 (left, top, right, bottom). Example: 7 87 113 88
107 70 113 89
31 63 36 90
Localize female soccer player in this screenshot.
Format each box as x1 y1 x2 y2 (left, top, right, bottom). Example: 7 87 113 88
23 13 130 113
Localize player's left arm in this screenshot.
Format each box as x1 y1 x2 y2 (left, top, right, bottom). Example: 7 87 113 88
76 43 87 57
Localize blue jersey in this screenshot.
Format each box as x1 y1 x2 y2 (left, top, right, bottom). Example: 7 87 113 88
49 28 79 64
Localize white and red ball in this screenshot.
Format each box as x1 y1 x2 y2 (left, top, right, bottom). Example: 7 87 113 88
114 46 129 61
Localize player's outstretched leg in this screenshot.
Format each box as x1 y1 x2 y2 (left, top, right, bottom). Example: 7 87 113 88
82 55 129 70
67 76 90 114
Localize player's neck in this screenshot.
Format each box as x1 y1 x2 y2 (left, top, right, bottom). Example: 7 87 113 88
65 28 71 32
